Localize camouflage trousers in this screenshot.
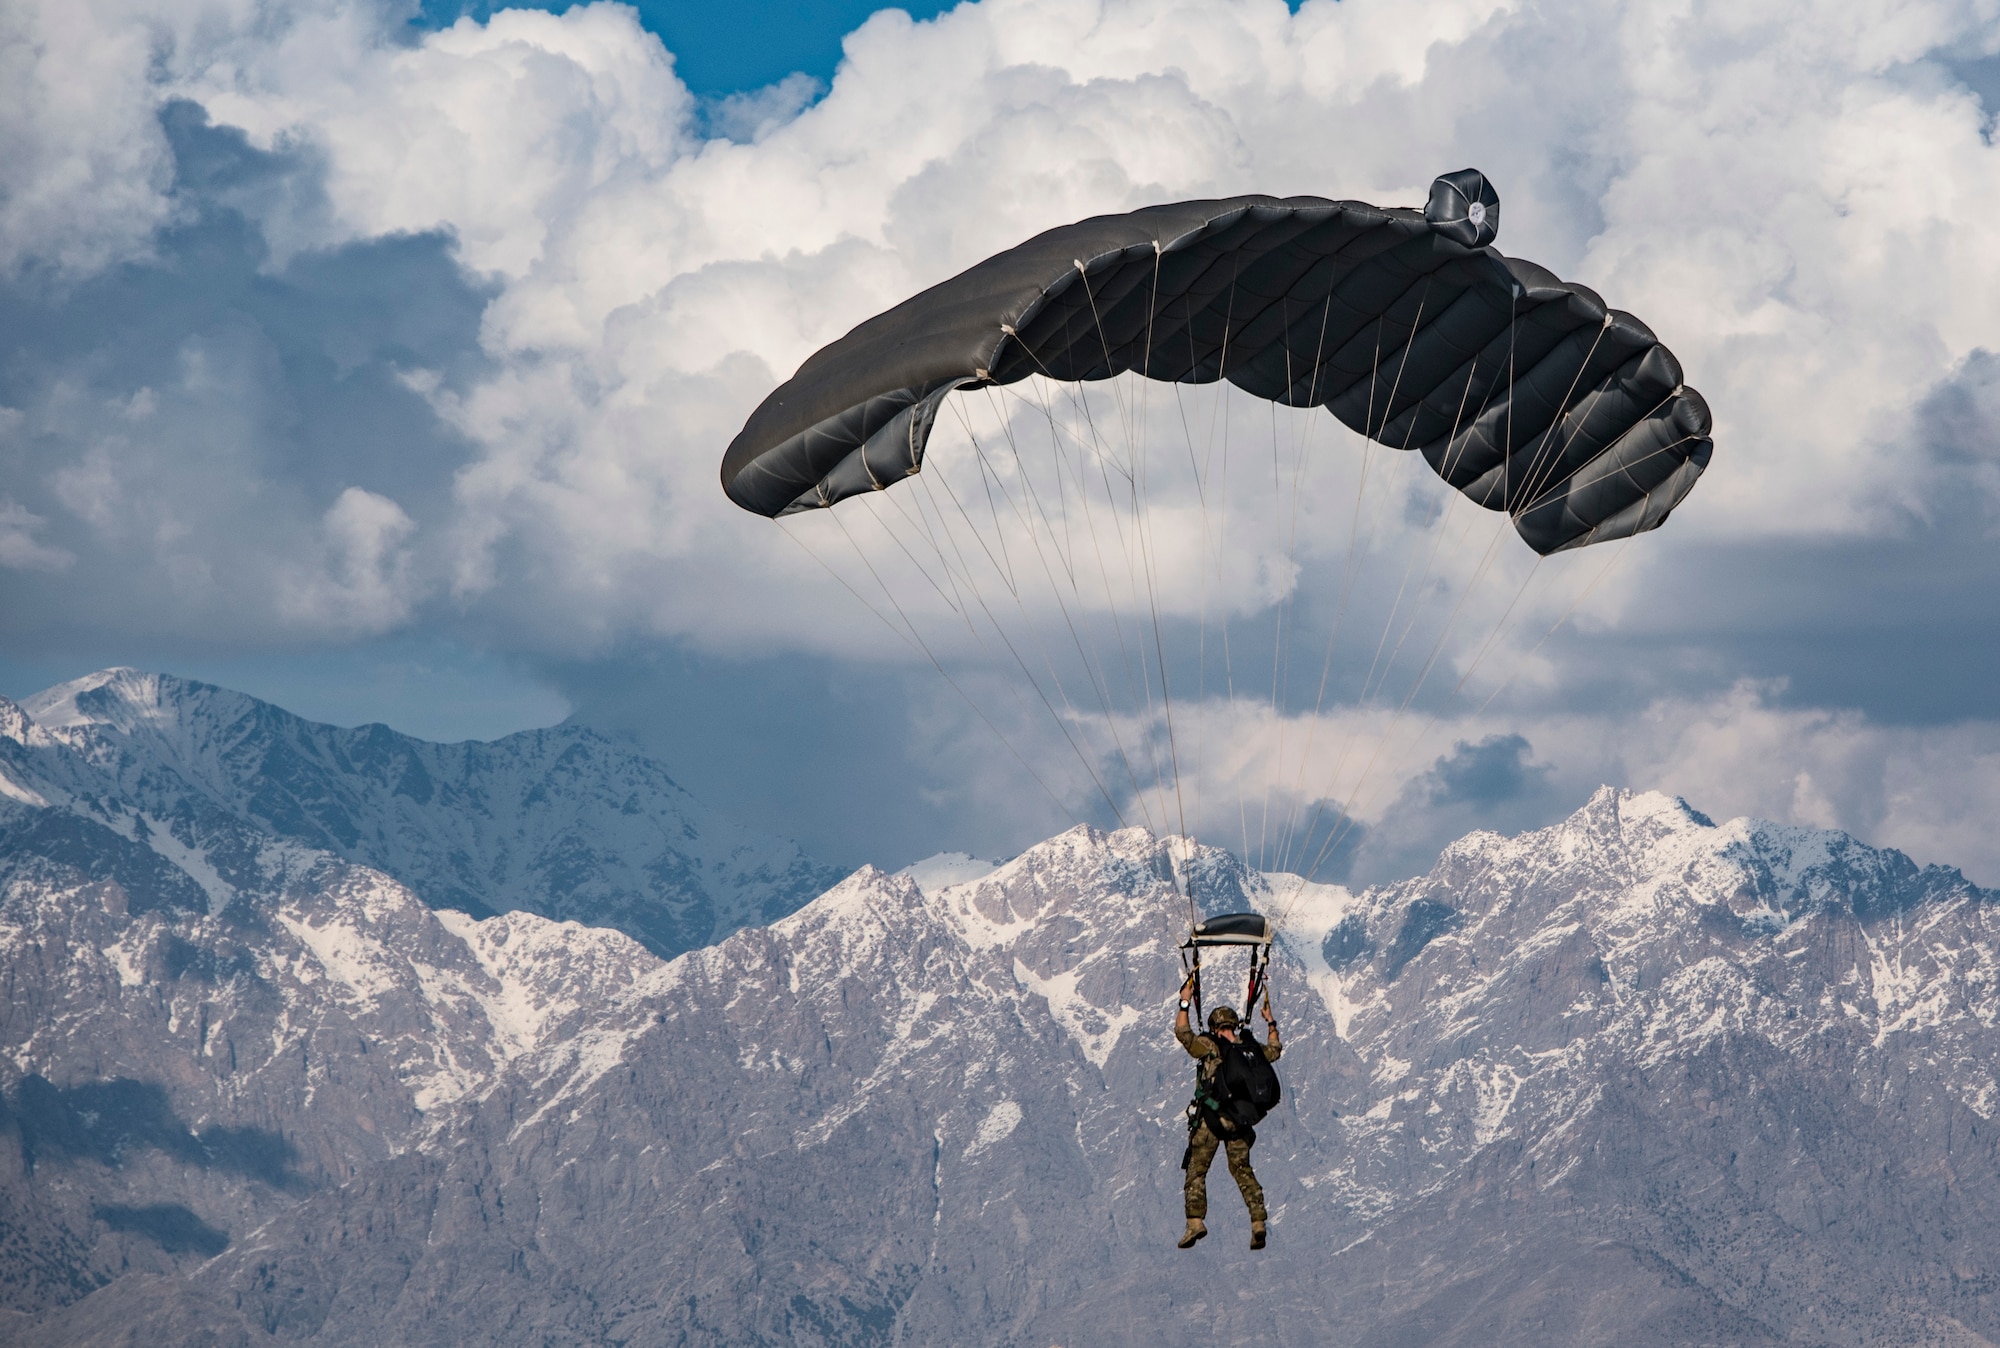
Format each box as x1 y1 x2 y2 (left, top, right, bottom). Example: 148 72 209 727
1183 1122 1265 1222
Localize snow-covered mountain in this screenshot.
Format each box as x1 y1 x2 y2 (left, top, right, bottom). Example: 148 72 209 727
9 782 2000 1344
3 668 840 955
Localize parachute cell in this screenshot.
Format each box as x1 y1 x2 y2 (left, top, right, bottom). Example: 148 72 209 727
720 170 1712 555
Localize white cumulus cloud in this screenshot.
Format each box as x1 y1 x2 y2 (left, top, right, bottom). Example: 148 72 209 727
5 0 2000 871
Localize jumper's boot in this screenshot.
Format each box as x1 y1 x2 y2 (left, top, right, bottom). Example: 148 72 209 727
1250 1221 1267 1250
1177 1219 1207 1249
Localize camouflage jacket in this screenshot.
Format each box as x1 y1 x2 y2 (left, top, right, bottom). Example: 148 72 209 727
1175 1020 1282 1093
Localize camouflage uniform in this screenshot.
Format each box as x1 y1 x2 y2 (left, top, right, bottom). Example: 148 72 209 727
1175 1020 1281 1222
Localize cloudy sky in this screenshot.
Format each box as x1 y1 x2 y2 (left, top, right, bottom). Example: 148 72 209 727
4 0 2000 882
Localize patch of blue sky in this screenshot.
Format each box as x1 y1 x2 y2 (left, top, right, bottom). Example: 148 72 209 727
411 0 959 97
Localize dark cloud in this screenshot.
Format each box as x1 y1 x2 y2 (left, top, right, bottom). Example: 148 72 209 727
1419 733 1555 807
1344 735 1573 885
0 101 492 654
545 644 1076 869
1937 51 2000 137
1261 799 1370 886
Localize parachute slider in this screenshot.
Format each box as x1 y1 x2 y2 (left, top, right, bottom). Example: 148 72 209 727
1183 912 1273 948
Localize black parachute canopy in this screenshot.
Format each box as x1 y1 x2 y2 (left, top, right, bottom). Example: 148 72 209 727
720 170 1712 556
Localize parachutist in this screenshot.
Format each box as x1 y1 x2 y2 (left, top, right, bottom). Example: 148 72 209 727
1175 971 1282 1249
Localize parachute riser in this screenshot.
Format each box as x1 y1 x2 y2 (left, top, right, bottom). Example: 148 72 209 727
1180 944 1204 1032
1180 909 1273 1032
1244 942 1271 1024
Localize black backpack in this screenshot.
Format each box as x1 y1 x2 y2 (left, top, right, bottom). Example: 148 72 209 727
1208 1033 1282 1130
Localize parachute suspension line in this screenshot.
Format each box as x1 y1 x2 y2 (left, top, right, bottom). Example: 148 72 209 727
885 441 1093 801
1287 281 1438 867
1257 315 1388 885
878 440 1129 828
1171 282 1227 862
1269 283 1437 880
863 481 972 621
1271 543 1640 919
1267 317 1359 872
1356 391 1491 711
1271 302 1530 910
1353 305 1448 705
776 516 1083 826
895 460 990 648
905 447 1130 826
1207 263 1252 871
1012 371 1169 833
1510 389 1693 520
968 414 1021 599
1012 365 1170 833
1132 242 1193 879
1069 259 1139 471
775 516 929 662
1472 532 1640 712
868 478 1072 788
1282 304 1538 897
1273 342 1485 879
1259 283 1339 872
1173 381 1211 848
1285 525 1522 895
950 387 1146 829
1293 531 1636 899
1256 301 1292 871
920 412 1022 604
1506 317 1612 516
892 462 1124 824
1078 249 1183 861
1317 520 1645 886
1350 370 1504 791
1128 259 1187 861
1466 536 1634 716
1071 373 1173 831
980 384 1080 586
1297 473 1521 879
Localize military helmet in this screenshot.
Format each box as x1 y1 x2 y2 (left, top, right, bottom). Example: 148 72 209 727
1206 1006 1239 1031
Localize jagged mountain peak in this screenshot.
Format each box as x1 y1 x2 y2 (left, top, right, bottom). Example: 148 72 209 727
18 666 168 731
949 823 1259 914
0 690 42 742
15 779 2000 1343
1407 784 1985 935
3 668 842 957
895 850 1001 894
1426 785 1711 875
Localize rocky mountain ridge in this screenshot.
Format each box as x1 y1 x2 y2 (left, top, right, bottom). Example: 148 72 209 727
7 768 2000 1343
3 668 839 955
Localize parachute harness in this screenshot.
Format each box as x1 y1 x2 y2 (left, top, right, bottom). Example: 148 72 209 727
1180 911 1274 1160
